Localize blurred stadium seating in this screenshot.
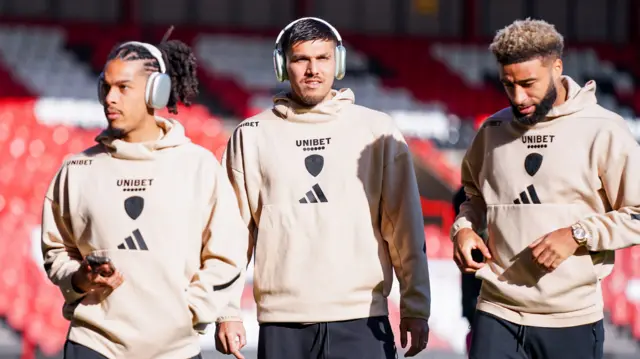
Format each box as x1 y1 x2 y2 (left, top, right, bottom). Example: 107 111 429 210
0 0 640 358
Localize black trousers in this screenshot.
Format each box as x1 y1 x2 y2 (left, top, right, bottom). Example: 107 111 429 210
63 340 203 359
469 311 604 359
258 316 397 359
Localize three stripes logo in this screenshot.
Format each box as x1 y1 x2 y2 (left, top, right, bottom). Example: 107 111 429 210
117 229 149 250
299 154 329 204
119 195 149 250
513 185 541 204
299 184 328 204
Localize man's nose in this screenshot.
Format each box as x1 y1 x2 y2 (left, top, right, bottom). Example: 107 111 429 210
513 85 528 105
306 59 318 75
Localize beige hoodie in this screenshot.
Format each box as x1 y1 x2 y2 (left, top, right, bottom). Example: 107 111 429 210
220 89 431 323
41 117 249 358
452 77 640 327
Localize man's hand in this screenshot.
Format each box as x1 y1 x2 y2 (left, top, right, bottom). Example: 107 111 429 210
529 227 580 272
72 258 124 294
215 321 246 359
453 228 492 274
400 318 429 357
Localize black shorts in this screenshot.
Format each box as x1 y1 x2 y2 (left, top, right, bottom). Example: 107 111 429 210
258 316 397 359
469 311 604 359
63 340 203 359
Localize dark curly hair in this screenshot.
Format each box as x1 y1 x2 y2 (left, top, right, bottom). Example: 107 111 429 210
280 18 337 54
107 40 199 114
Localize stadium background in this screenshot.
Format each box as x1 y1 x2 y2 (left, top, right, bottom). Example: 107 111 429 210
0 0 639 358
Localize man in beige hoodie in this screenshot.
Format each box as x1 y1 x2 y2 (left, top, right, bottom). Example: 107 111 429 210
452 19 640 359
41 38 249 359
215 17 432 359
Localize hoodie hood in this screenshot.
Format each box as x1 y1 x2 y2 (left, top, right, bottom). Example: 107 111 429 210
546 76 597 119
95 117 191 160
272 88 355 123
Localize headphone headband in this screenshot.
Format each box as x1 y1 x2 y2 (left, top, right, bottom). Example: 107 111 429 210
274 17 343 50
119 41 167 74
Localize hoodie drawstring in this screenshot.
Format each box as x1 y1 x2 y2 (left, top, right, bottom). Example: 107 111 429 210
311 323 329 359
324 323 331 358
516 325 527 352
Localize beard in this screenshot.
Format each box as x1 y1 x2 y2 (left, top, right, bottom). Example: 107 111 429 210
289 83 330 107
289 89 327 107
105 124 126 139
510 82 557 126
298 93 326 106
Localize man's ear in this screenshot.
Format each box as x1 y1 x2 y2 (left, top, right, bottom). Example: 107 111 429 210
552 57 563 79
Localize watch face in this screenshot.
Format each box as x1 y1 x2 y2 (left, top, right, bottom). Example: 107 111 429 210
573 228 586 240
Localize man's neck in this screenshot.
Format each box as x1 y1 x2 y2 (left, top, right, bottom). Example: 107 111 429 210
123 116 163 143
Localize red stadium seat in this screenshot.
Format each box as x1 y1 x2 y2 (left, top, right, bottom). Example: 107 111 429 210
425 225 443 258
611 292 632 328
23 263 61 350
6 263 33 331
603 255 628 311
631 303 640 340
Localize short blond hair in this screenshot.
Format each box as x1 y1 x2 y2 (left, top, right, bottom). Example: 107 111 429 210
489 18 564 65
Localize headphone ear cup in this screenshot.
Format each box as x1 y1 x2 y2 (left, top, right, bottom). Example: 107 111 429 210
97 73 105 105
335 45 346 80
147 72 171 110
273 49 287 82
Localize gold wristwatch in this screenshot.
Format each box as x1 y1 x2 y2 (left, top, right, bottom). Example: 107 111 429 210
571 223 589 246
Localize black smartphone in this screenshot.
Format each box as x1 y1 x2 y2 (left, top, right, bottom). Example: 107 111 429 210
86 255 114 276
471 249 485 263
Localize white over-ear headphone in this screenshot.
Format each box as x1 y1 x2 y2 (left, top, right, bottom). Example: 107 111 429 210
273 17 346 82
98 41 172 110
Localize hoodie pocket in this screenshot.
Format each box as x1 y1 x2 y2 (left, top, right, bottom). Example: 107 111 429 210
72 249 195 346
254 201 383 301
477 203 599 314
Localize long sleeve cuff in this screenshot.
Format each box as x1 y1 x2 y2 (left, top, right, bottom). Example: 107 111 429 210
57 261 86 304
450 217 475 241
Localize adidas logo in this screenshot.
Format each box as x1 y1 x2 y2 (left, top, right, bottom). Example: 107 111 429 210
117 229 148 250
513 184 541 204
516 152 543 204
299 184 328 204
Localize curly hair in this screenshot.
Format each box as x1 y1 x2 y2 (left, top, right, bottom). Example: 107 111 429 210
489 18 564 65
107 39 199 114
